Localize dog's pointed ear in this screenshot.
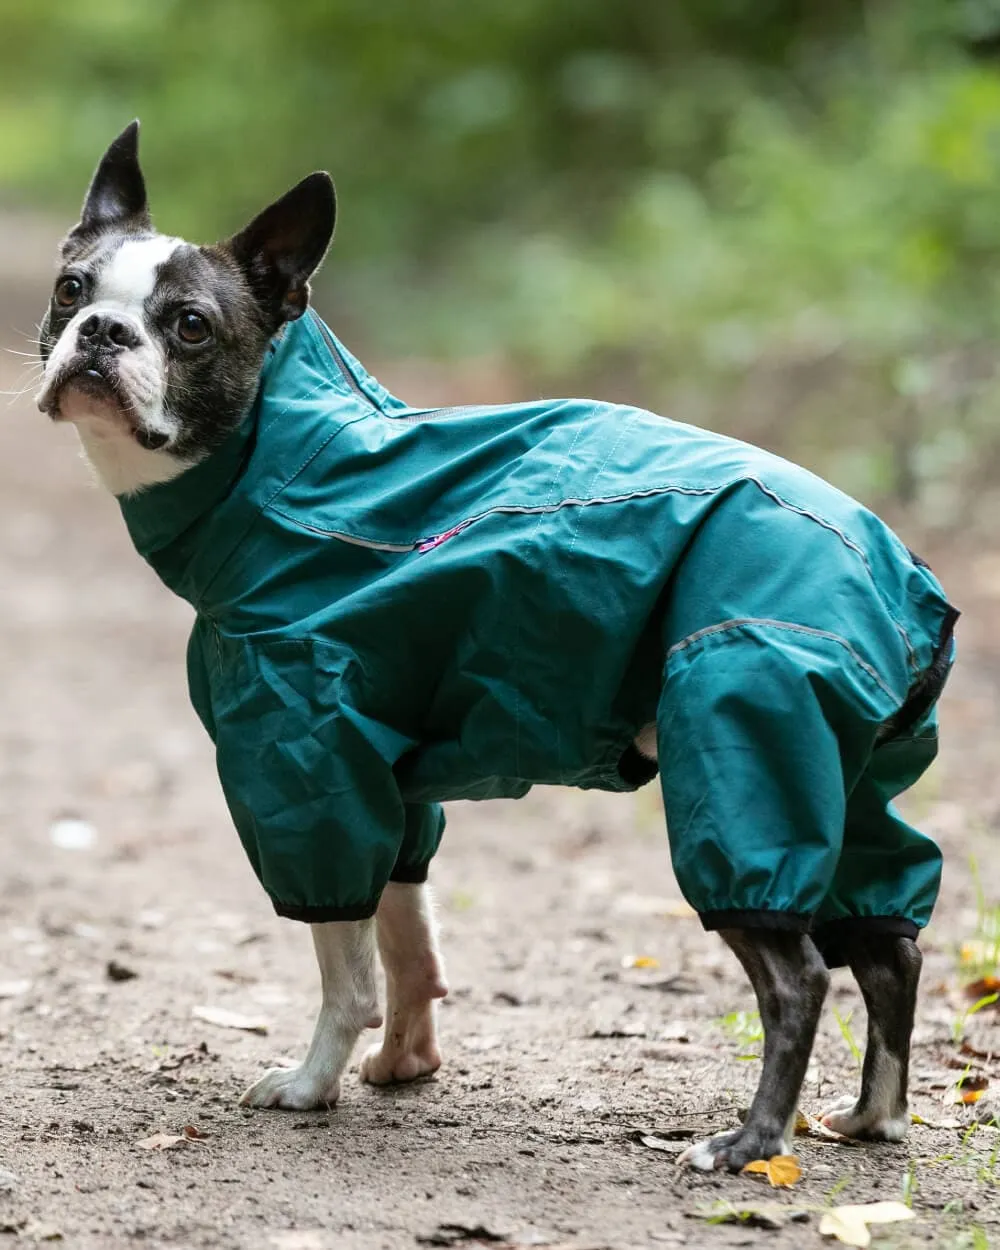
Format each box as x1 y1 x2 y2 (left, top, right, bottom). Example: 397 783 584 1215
224 173 335 325
65 121 150 252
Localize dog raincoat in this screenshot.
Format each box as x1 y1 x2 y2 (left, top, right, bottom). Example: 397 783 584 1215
120 312 957 963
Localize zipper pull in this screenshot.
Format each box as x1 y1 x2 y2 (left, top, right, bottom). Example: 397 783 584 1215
418 522 468 553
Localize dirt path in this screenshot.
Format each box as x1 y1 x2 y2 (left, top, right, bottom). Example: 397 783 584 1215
0 320 998 1249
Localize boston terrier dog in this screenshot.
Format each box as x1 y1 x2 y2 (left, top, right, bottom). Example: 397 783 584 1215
37 122 958 1171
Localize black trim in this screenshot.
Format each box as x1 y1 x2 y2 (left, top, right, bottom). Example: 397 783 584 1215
389 860 431 885
875 603 959 746
812 916 920 969
699 909 811 934
272 898 378 923
617 742 659 788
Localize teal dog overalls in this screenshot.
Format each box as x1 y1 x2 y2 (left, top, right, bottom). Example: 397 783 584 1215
120 312 957 964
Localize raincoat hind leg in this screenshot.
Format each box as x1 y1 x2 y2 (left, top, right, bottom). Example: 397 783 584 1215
654 490 954 1170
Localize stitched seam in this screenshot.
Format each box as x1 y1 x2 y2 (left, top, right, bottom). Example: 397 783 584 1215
567 411 638 559
198 413 369 603
666 617 902 704
265 483 723 549
745 476 918 671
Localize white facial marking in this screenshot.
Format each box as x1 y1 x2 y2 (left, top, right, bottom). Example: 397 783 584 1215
94 235 182 310
38 234 192 496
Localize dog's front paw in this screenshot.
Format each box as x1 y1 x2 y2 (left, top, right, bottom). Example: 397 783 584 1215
819 1094 908 1142
240 1065 341 1111
678 1126 792 1173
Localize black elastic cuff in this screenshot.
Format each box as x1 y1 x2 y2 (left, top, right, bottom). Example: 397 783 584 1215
811 916 920 969
617 743 659 788
271 898 378 923
389 860 431 885
699 909 811 934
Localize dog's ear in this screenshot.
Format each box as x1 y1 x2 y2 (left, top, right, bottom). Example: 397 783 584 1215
224 173 336 326
64 121 150 254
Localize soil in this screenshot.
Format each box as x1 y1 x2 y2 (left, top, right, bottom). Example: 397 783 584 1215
0 302 998 1249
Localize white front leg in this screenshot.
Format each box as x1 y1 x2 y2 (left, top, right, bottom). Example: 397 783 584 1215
241 918 381 1110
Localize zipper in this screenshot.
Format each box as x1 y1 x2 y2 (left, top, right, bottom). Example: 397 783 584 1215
280 492 680 555
314 315 373 406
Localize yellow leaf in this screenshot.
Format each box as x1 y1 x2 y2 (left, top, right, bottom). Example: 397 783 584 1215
794 1110 811 1134
820 1202 915 1246
740 1155 801 1187
961 1088 984 1104
621 954 660 969
767 1155 802 1187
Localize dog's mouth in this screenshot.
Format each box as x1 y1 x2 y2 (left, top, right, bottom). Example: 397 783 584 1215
38 361 169 451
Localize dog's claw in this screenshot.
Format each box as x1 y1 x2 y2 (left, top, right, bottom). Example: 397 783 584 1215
678 1127 793 1173
239 1066 341 1111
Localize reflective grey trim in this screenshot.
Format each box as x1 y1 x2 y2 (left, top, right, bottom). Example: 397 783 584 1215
268 485 721 552
746 476 917 670
666 617 902 704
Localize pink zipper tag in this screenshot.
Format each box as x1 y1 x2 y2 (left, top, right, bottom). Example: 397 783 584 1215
418 523 467 553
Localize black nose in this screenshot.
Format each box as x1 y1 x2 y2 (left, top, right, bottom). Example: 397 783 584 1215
77 313 140 351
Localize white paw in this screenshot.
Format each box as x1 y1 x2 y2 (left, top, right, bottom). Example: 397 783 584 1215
819 1094 908 1142
677 1138 719 1171
240 1065 341 1111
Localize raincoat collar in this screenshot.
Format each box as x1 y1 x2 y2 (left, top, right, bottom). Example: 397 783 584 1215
117 315 366 606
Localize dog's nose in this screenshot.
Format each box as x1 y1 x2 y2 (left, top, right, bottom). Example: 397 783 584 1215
77 313 140 351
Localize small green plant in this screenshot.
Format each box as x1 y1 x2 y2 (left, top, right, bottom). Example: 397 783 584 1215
901 1159 919 1208
831 1004 863 1072
717 1009 763 1059
826 1174 852 1205
952 991 1000 1045
959 858 1000 980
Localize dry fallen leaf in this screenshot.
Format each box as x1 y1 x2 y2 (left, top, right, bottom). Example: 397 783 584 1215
191 1005 269 1034
136 1132 186 1151
819 1201 915 1247
636 1133 689 1155
741 1155 801 1187
137 1124 208 1151
794 1110 812 1134
0 980 31 1000
964 976 1000 1002
955 1074 989 1105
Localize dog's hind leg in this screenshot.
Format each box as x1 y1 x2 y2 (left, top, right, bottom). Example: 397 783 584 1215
240 918 381 1110
680 929 829 1171
360 881 448 1086
819 934 920 1141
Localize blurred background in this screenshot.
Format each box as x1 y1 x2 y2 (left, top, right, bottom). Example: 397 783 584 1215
1 7 999 1240
4 0 1000 525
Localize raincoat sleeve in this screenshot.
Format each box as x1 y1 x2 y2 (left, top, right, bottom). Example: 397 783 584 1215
206 638 444 922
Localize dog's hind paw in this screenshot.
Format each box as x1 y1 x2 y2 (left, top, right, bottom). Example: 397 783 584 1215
678 1126 793 1172
239 1066 341 1111
359 1035 441 1086
819 1094 908 1142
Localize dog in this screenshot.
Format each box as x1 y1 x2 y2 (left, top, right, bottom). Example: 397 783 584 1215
37 122 958 1171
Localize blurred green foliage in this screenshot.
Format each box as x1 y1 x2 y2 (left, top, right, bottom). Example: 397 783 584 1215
4 0 1000 518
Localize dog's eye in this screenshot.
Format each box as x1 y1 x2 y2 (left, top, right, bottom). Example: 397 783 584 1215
54 276 83 308
176 311 211 345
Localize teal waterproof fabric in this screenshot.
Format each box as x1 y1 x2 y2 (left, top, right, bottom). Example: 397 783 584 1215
120 311 955 937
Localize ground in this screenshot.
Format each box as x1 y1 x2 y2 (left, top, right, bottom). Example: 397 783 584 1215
0 286 998 1249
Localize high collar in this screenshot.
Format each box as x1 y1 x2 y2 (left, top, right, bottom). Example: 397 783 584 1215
117 312 376 607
